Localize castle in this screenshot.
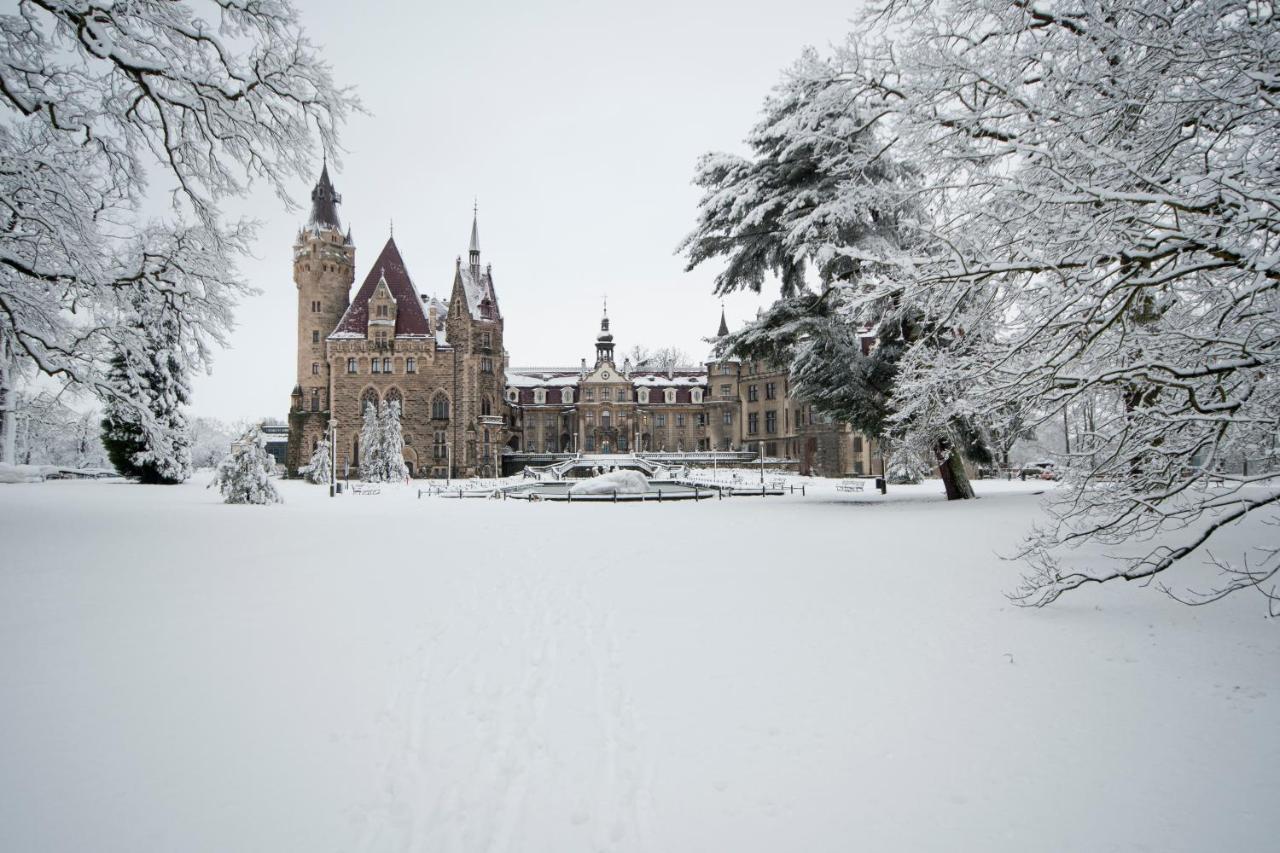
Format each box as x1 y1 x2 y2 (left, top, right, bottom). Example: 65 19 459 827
286 168 880 479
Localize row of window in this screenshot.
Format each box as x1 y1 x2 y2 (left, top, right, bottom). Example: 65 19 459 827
343 356 418 374
746 410 780 435
523 386 703 405
745 382 779 402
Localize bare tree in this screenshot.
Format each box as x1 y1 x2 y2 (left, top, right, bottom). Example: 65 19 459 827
0 0 357 463
626 344 692 371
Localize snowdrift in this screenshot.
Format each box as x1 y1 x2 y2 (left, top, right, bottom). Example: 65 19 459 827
0 463 58 484
567 469 650 495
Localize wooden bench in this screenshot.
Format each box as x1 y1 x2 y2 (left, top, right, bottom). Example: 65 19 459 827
352 484 381 496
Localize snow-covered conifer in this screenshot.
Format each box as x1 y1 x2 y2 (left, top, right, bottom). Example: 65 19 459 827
359 401 384 482
100 293 193 484
210 430 281 505
381 401 409 482
303 435 332 485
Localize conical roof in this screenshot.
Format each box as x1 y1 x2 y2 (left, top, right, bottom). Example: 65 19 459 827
308 163 342 231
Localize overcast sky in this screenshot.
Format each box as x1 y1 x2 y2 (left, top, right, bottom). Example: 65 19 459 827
193 0 860 419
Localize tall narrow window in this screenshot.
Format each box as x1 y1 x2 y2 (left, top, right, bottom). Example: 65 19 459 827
372 359 381 374
312 330 320 344
406 357 416 373
382 357 391 373
347 358 357 374
431 393 450 420
311 362 319 375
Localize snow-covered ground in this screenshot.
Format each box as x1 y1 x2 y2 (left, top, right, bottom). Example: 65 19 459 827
1 475 1275 852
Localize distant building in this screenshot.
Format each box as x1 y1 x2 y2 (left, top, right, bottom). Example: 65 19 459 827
286 168 879 479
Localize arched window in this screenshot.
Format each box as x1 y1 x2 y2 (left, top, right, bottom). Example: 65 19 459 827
481 395 492 416
385 387 403 414
310 389 319 412
360 387 379 416
431 392 450 420
561 387 574 404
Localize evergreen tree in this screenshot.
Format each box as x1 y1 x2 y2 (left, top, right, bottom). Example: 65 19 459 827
359 401 384 482
210 429 281 505
381 400 409 482
99 294 193 484
682 58 987 498
302 435 332 485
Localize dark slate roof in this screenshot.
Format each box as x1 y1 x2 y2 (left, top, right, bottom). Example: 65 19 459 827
330 237 432 339
309 164 342 231
717 308 730 338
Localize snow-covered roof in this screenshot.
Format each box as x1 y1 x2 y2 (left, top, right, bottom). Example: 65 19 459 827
506 369 581 388
631 370 707 387
455 264 499 321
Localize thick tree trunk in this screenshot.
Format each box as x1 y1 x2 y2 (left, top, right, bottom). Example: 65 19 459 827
938 446 975 500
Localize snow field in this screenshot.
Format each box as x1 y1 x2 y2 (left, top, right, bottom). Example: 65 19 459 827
0 475 1276 852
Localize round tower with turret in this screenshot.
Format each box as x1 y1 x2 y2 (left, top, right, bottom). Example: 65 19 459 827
287 164 355 475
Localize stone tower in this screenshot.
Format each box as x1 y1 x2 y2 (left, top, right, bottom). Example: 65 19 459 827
286 164 355 474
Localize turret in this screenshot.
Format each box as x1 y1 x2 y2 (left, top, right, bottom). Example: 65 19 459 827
293 164 354 411
594 301 615 367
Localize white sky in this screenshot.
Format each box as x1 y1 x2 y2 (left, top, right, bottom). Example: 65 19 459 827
192 0 861 419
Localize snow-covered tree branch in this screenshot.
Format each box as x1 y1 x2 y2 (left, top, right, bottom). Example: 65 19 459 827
0 0 357 464
686 0 1280 607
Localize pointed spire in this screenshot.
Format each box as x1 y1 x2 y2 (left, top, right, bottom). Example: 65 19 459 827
468 202 481 278
717 305 729 338
308 162 342 231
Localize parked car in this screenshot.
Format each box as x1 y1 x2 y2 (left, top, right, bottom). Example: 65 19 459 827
1019 462 1059 481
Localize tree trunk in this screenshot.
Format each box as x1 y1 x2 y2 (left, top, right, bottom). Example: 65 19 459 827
938 446 975 500
0 336 14 466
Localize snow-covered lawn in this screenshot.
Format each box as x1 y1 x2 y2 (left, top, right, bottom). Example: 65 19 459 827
1 476 1275 852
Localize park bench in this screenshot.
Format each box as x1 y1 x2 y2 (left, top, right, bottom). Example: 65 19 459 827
836 479 866 493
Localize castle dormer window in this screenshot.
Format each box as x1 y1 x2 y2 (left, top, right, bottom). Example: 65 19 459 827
691 389 703 404
665 388 677 404
638 388 649 404
561 388 573 404
534 388 546 405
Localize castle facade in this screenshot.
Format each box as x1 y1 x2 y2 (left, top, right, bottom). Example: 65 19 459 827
286 169 879 479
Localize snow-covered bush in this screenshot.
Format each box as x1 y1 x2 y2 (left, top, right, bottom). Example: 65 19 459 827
209 431 281 505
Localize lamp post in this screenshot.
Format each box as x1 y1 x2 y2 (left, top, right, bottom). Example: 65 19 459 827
329 421 337 497
759 440 765 484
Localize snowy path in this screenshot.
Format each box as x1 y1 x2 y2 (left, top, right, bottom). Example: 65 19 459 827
1 476 1276 852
